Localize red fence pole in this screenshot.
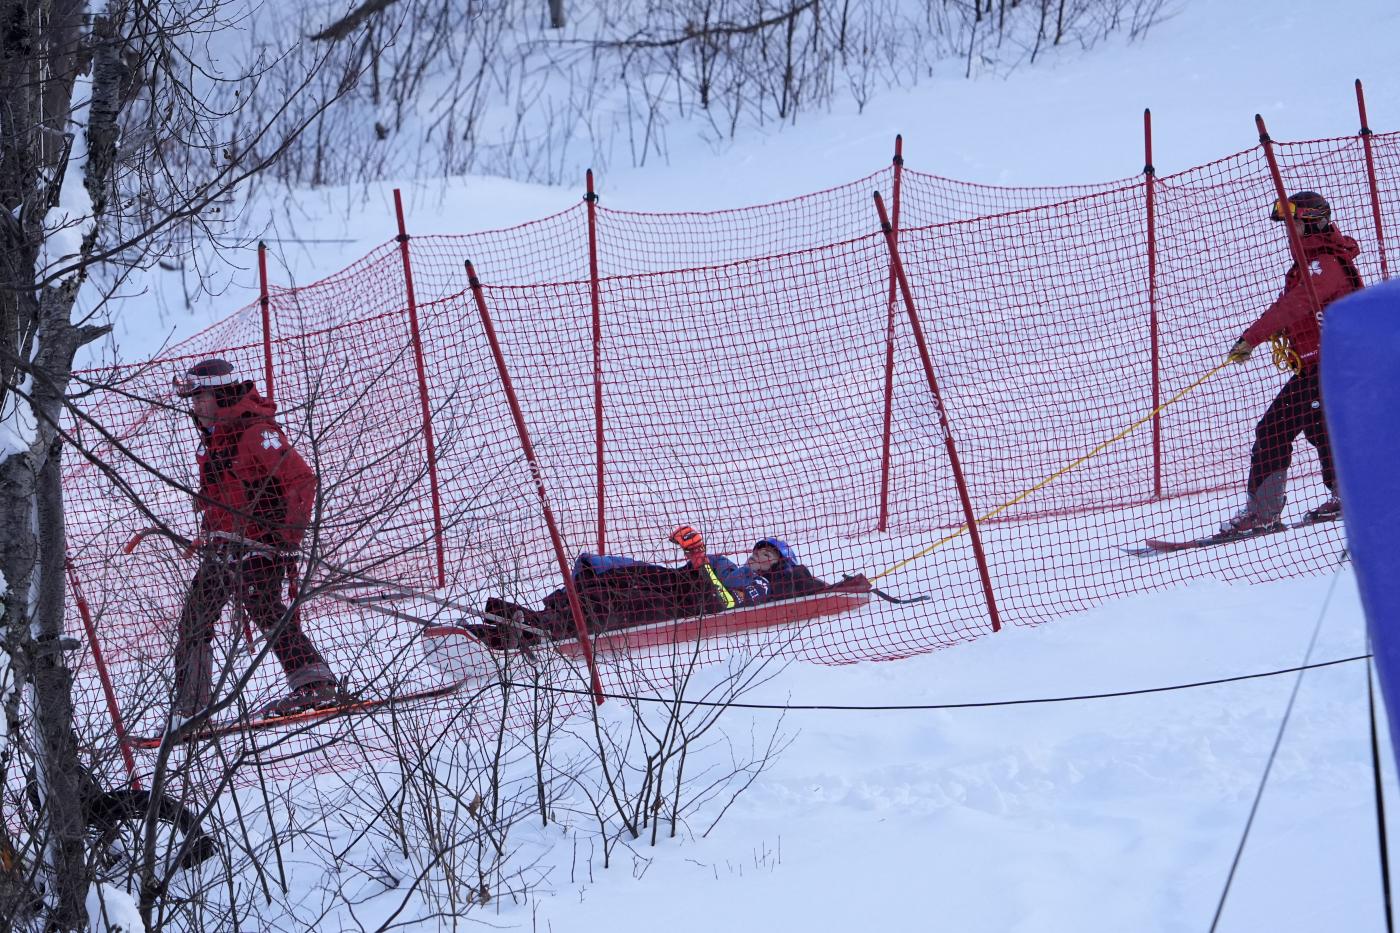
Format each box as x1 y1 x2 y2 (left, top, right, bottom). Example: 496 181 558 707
1144 110 1162 498
65 558 140 787
877 134 905 533
873 192 1002 633
1355 79 1391 281
253 244 281 654
464 260 606 703
393 189 447 588
1256 116 1325 317
585 169 606 555
257 241 275 404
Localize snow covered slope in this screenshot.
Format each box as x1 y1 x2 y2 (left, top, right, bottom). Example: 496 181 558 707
109 0 1400 929
110 0 1400 360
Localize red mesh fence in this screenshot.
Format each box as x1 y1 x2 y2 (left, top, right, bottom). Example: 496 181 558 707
900 167 1133 226
61 128 1392 790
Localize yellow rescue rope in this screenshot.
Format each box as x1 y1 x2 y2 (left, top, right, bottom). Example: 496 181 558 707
1269 334 1302 375
870 359 1231 582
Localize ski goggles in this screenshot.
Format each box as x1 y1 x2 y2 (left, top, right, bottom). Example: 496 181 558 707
1269 199 1326 223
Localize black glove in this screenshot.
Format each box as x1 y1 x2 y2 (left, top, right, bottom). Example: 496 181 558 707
1226 338 1254 364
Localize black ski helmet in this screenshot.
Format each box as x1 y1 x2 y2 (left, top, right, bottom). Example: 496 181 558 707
1270 191 1331 233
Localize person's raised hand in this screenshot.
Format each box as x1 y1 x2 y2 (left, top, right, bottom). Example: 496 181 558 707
669 525 707 567
1226 338 1254 364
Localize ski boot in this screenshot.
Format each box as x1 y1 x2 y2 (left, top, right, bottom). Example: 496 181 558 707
477 598 545 650
1218 507 1284 538
257 680 342 719
1302 495 1341 525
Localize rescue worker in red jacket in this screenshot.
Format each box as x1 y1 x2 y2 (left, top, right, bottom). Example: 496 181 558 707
170 358 339 727
1220 191 1364 535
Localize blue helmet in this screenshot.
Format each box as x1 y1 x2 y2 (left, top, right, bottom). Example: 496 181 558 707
754 537 797 567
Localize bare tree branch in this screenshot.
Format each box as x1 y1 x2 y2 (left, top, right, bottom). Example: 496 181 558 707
311 0 405 42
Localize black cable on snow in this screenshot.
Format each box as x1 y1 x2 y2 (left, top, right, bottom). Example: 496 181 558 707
503 652 1370 712
1209 565 1345 932
1367 646 1396 933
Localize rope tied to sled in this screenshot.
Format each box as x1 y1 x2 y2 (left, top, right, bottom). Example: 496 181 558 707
871 359 1230 582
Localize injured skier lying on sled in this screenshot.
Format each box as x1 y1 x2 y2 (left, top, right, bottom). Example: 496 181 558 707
470 527 865 650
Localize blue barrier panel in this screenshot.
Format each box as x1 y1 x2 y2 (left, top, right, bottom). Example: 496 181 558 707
1322 279 1400 759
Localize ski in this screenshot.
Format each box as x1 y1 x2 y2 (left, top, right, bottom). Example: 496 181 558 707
129 679 471 750
1293 510 1341 529
1125 513 1340 556
699 559 737 609
1126 525 1287 555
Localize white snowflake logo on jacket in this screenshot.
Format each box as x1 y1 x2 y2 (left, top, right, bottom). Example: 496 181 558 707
261 430 283 450
1308 259 1323 277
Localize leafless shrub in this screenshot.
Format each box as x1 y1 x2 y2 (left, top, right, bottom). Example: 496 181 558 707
263 0 1167 189
553 633 794 869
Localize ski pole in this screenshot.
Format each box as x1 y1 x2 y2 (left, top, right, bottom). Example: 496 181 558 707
317 577 552 634
318 586 553 643
124 526 542 631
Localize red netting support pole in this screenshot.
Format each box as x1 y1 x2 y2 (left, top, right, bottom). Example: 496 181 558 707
873 191 1003 633
464 260 606 704
393 188 447 588
1355 79 1391 280
585 169 606 554
877 134 905 532
1144 109 1162 498
252 250 283 674
65 557 140 788
1256 116 1326 316
257 241 275 404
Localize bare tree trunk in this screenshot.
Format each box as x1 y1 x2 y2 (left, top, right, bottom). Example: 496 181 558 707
5 0 400 923
548 0 566 29
30 307 106 928
0 1 96 926
0 305 106 932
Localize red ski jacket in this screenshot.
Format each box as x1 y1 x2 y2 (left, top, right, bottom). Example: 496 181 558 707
1241 227 1363 367
193 390 316 548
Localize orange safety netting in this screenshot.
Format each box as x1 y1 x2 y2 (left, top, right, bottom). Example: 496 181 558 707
61 130 1394 787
